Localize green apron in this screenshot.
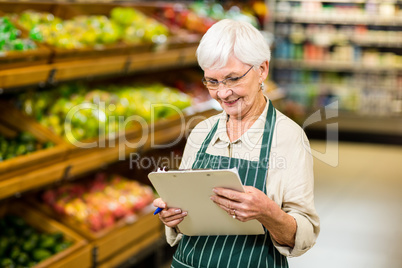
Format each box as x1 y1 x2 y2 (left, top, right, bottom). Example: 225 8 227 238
172 100 288 268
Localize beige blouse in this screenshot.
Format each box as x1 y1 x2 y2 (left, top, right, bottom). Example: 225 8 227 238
165 101 320 258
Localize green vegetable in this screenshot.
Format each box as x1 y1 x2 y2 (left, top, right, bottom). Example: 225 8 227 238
0 16 37 52
32 249 52 262
0 214 72 265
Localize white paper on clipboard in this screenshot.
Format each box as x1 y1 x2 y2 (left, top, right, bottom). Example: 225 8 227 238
148 168 265 236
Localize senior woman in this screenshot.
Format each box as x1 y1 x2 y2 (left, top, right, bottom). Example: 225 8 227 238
153 19 320 267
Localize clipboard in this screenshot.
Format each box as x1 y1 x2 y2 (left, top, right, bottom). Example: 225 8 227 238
148 168 265 236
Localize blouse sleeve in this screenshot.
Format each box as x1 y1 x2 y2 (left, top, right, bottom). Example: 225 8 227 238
270 126 320 257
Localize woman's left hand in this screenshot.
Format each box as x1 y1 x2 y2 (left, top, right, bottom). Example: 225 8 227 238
211 185 297 248
210 186 272 222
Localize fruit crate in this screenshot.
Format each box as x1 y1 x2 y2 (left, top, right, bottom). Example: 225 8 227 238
0 201 90 268
0 44 51 70
64 104 215 161
0 101 69 181
28 176 162 263
0 2 168 63
0 10 52 70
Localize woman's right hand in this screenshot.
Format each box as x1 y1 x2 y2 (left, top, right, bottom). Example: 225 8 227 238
153 198 188 228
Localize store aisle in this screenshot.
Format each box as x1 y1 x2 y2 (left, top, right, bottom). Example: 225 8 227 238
288 141 402 268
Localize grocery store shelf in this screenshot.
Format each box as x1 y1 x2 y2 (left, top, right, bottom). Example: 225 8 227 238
281 0 400 3
351 36 402 48
0 45 198 90
274 59 402 72
0 64 52 89
274 13 402 26
302 111 402 136
275 33 402 48
0 107 218 200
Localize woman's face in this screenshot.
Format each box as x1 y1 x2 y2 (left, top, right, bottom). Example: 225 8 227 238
204 57 267 119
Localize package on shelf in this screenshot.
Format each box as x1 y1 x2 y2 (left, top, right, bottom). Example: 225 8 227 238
275 1 402 25
0 202 88 268
38 173 155 235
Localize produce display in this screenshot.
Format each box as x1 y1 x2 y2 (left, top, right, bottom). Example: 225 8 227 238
188 2 259 27
41 173 155 232
0 215 72 267
0 132 53 162
0 16 37 52
18 83 192 142
12 7 169 49
157 2 262 34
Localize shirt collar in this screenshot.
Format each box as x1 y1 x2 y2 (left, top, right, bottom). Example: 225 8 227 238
210 99 270 148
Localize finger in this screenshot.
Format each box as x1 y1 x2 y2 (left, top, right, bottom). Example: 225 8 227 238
160 210 187 227
161 212 187 224
211 193 241 210
214 201 232 213
153 198 166 209
160 208 187 221
164 218 185 228
213 188 242 202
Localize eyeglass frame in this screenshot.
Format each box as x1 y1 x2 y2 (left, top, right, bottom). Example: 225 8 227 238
201 65 254 90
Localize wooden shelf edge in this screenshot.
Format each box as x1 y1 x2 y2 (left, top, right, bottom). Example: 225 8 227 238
0 45 199 89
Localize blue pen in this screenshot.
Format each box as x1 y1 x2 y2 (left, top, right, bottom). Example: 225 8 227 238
153 207 163 215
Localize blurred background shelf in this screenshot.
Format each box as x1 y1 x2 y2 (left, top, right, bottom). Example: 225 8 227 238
302 111 402 136
274 59 402 72
269 0 402 138
274 13 402 26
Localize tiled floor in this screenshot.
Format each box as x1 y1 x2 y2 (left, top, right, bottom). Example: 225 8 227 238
158 141 402 268
288 141 402 268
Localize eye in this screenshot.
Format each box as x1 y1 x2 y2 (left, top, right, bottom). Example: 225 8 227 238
208 80 219 84
228 77 240 82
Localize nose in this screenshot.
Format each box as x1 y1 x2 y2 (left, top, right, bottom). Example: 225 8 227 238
216 84 232 99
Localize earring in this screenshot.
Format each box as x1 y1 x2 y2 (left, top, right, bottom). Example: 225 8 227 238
260 82 265 91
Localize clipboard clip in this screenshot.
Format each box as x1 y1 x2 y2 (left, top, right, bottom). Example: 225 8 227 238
157 166 169 172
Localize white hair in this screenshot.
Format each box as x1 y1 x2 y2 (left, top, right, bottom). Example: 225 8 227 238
196 19 271 71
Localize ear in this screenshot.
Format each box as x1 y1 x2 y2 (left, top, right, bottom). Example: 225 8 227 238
258 61 269 83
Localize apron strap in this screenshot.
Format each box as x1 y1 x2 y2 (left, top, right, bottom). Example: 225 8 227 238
198 119 219 154
259 100 276 164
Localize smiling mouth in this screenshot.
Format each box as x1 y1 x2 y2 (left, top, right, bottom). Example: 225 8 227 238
223 98 240 105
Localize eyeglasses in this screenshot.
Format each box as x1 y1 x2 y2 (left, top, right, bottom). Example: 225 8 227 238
202 65 254 90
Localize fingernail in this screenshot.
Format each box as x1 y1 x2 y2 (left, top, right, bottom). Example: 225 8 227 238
212 189 217 193
175 209 181 213
183 212 188 216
